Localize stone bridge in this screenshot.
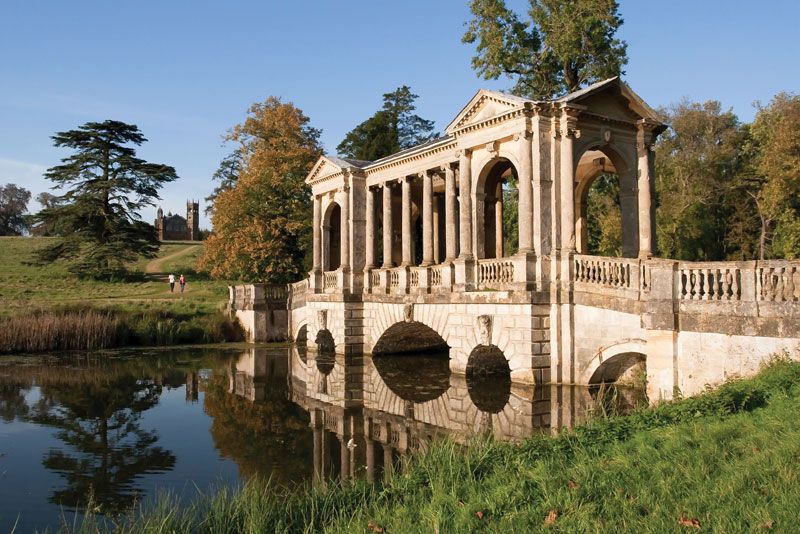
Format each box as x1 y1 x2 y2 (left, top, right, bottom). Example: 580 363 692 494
231 78 800 401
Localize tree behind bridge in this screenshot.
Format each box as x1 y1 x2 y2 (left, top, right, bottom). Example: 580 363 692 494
200 97 322 283
463 0 628 99
35 121 177 278
337 86 437 161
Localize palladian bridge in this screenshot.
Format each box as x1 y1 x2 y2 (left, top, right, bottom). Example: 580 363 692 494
230 78 800 402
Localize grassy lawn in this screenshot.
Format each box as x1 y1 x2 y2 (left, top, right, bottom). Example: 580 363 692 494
98 360 800 533
0 236 231 317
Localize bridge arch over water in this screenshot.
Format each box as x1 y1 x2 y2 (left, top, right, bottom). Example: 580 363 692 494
231 77 800 404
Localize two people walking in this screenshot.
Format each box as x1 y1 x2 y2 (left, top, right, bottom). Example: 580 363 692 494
168 273 186 293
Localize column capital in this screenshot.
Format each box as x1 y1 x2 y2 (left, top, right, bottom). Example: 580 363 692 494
440 161 458 172
455 148 472 159
514 130 533 141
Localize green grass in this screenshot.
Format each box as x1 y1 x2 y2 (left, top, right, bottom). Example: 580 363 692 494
0 237 244 352
88 359 800 533
0 236 230 318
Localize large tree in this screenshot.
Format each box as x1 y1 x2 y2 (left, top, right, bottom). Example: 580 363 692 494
744 93 800 259
337 86 437 161
462 0 627 99
200 97 322 283
204 151 242 216
0 183 31 236
35 121 177 278
654 101 748 261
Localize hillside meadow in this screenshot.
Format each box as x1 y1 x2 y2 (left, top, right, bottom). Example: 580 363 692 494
0 237 243 352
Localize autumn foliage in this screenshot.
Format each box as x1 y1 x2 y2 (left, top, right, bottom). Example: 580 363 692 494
200 98 322 283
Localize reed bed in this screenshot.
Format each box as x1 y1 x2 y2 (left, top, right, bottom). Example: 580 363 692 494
0 310 120 353
0 309 244 354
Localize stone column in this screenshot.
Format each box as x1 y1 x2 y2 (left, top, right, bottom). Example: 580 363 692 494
422 170 434 266
401 177 412 266
560 110 578 253
383 444 393 480
382 184 393 268
365 186 375 268
313 426 325 482
637 123 654 258
444 163 458 261
432 194 441 264
340 182 351 271
517 131 534 253
495 185 503 258
312 195 322 271
340 435 350 479
365 437 375 483
458 150 473 259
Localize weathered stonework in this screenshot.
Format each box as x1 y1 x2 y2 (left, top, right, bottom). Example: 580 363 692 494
230 78 800 403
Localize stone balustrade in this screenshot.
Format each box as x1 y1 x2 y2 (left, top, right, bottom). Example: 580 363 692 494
323 270 338 292
476 258 515 289
574 254 638 289
757 261 799 302
677 262 743 301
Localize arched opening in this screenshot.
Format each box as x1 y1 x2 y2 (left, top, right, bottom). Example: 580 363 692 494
589 352 646 385
476 158 519 259
372 321 450 403
295 324 308 346
323 202 341 271
574 147 638 258
589 352 648 413
466 345 511 413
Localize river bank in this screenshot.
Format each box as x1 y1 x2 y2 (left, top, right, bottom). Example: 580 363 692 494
91 358 800 533
0 237 243 353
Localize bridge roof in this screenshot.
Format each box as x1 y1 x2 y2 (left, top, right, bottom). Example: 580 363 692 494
306 78 665 185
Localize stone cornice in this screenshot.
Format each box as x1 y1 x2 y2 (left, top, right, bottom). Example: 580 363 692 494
365 139 458 176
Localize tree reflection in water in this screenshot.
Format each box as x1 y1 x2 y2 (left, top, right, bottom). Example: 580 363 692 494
203 360 313 484
28 374 176 514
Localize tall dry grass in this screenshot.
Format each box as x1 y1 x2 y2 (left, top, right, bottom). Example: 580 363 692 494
0 310 120 353
0 308 244 354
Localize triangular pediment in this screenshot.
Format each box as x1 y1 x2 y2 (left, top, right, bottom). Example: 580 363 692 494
305 156 345 184
446 90 530 134
559 77 664 124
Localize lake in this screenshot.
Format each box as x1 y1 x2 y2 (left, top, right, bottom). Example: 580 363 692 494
0 345 644 531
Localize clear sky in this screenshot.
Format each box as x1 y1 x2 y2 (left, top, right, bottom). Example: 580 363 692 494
1 0 798 229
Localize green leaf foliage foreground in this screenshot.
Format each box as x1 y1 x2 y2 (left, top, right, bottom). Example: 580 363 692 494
90 358 800 532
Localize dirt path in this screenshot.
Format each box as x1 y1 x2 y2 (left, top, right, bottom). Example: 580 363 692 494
145 244 201 278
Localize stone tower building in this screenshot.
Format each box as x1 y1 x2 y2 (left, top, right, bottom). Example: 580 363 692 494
154 200 200 241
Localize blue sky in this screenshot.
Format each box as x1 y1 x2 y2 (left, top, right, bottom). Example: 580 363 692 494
1 0 798 229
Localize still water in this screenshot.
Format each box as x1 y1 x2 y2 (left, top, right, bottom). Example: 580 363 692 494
0 345 644 531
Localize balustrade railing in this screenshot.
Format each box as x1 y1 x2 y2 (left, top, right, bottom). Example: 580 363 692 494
574 254 638 289
370 269 380 287
389 268 400 288
265 284 288 301
430 265 443 287
409 268 420 288
323 271 338 291
477 258 514 287
757 262 799 302
678 263 742 301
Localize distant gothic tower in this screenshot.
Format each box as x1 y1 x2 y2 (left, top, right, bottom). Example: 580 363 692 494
187 200 200 241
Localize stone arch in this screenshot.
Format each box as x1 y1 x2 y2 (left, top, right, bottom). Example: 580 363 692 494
474 155 520 259
322 201 342 270
293 321 308 344
580 339 647 385
573 140 639 258
466 345 511 413
366 302 454 357
372 320 449 356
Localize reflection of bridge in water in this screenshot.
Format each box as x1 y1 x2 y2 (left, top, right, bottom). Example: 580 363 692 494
231 78 800 401
228 347 643 485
